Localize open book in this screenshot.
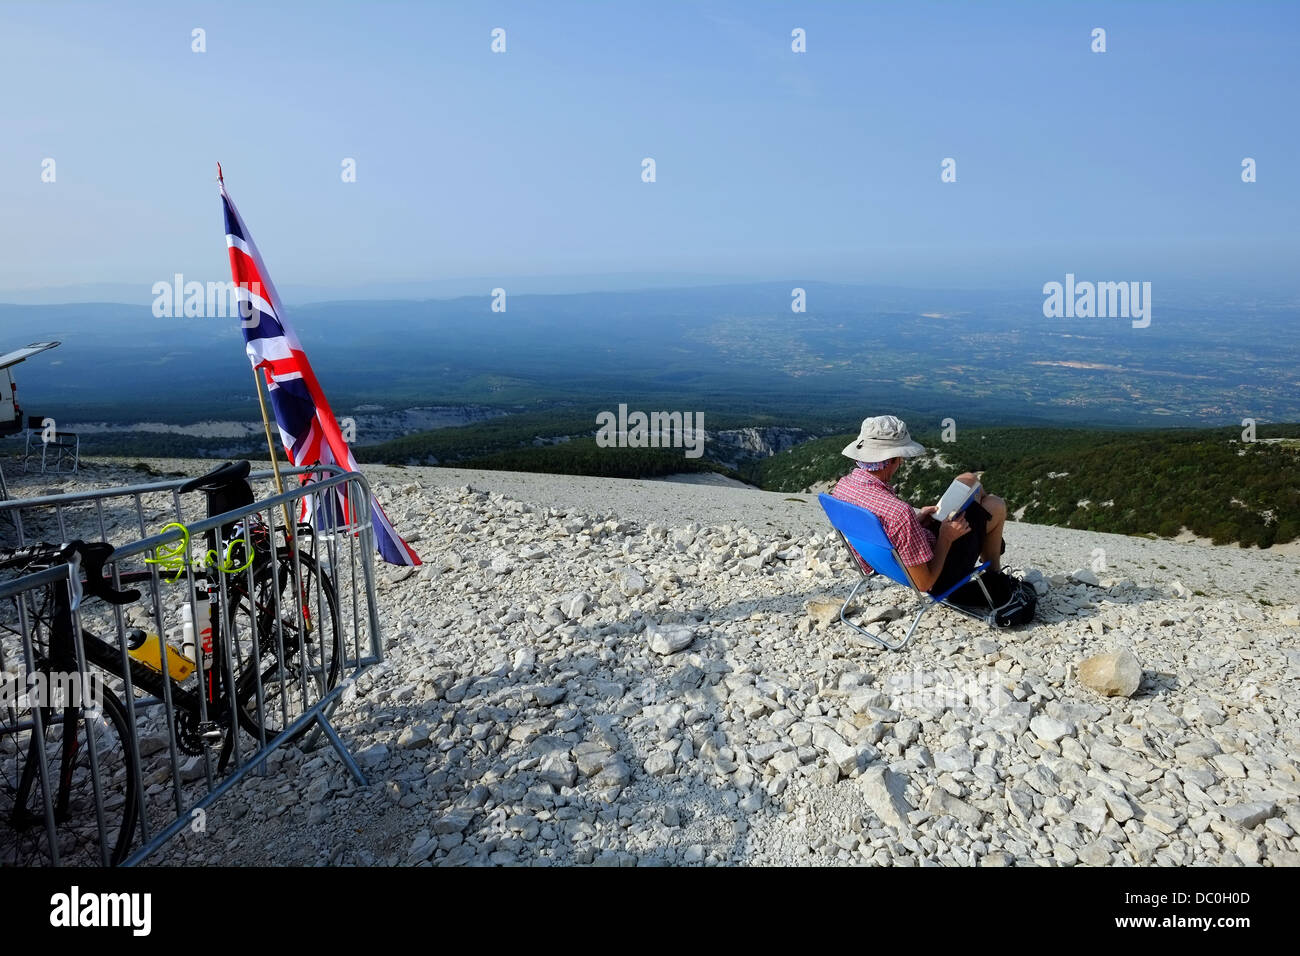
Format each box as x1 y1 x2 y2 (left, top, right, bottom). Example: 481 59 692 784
935 477 981 522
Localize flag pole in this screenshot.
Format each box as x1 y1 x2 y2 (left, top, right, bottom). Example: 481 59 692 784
251 364 287 496
251 365 296 545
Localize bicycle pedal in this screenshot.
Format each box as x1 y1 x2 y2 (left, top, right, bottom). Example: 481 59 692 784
198 723 224 744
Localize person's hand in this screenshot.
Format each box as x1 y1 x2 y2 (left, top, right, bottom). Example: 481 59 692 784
938 514 971 546
918 505 939 522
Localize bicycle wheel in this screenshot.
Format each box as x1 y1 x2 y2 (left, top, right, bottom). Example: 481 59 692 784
0 677 139 866
228 548 341 748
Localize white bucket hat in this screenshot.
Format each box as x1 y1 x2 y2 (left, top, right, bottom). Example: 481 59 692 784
841 414 926 463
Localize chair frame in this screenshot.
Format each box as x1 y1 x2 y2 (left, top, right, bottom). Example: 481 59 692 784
819 493 1011 651
23 420 79 475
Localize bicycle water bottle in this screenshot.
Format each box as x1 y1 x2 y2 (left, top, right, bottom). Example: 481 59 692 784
179 607 197 662
127 629 196 681
194 588 213 674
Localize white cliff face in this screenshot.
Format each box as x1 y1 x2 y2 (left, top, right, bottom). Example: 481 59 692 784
8 457 1299 868
709 427 812 457
706 427 815 471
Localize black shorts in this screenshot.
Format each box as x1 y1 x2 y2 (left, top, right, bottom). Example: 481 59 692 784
927 502 994 597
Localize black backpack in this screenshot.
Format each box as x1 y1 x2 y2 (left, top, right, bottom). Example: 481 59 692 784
950 570 1037 628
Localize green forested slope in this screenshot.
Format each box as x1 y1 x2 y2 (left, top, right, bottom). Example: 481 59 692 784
755 426 1300 547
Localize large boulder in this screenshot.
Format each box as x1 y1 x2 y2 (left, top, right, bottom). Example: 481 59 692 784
1078 648 1142 697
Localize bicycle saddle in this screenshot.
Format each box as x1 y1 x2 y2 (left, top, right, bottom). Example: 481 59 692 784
179 460 252 494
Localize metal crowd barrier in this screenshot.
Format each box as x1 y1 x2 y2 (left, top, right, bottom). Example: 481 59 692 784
0 464 384 866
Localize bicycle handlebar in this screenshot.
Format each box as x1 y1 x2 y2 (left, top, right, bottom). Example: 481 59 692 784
0 541 77 569
0 540 140 606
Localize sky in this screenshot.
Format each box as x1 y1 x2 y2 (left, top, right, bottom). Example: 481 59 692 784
1 0 1297 301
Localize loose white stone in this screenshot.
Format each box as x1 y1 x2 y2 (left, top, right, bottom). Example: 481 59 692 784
1029 715 1073 742
858 766 913 831
647 623 695 656
1069 568 1100 587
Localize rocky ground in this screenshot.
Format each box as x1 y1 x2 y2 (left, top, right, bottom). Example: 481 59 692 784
4 455 1299 867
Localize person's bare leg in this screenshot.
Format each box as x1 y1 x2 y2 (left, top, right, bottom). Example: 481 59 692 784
980 494 1006 572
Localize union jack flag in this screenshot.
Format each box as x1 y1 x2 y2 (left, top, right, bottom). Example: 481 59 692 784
218 170 420 566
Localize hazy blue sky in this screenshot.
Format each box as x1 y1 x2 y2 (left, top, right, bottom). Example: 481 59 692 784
1 0 1296 299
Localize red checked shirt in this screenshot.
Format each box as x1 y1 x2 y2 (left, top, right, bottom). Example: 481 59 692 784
831 466 935 573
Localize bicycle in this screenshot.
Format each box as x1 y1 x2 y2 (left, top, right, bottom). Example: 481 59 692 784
1 461 344 865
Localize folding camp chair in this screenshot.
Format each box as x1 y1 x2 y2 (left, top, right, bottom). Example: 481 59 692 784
22 415 79 474
818 493 1004 651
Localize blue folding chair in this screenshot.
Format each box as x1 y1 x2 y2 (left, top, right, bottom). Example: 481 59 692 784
818 493 1001 651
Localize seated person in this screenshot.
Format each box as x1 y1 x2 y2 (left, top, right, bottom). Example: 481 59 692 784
831 415 1007 597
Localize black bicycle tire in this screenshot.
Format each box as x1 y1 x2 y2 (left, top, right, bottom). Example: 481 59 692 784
231 548 342 744
90 686 140 866
10 681 139 866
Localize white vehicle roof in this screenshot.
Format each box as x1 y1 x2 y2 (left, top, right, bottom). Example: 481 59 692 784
0 341 60 371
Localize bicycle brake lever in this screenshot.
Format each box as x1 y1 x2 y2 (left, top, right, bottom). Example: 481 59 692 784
74 541 142 606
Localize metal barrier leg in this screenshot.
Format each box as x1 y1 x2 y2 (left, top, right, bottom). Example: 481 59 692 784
121 689 359 865
315 711 367 786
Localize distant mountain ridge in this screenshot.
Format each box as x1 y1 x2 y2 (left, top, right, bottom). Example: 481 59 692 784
6 282 1297 430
